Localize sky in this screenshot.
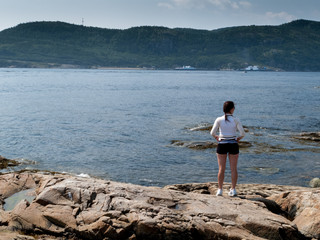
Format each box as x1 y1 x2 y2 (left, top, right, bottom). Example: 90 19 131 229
0 0 320 31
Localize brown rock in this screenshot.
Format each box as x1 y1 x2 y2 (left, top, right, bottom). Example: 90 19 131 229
269 189 320 239
164 181 307 198
293 132 320 141
0 156 20 169
0 172 37 200
0 172 310 240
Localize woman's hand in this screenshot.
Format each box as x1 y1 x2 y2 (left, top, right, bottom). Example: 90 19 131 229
215 136 219 142
236 137 243 142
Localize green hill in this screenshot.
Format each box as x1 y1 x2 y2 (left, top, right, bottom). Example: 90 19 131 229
0 19 320 71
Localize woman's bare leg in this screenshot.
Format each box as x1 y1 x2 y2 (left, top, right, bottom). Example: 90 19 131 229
216 153 227 189
229 154 239 189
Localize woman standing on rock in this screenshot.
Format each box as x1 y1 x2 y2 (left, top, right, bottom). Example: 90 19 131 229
210 101 245 197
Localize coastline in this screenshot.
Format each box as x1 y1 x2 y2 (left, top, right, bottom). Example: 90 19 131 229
1 65 282 71
0 170 319 239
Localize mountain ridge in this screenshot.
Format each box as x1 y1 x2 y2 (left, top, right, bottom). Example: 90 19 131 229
0 19 319 71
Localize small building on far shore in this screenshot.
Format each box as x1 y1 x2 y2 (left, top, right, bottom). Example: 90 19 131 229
245 65 259 71
175 66 196 70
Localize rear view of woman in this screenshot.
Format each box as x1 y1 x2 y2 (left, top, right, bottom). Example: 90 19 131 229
210 101 245 197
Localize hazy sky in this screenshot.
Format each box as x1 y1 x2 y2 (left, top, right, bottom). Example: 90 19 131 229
1 0 319 31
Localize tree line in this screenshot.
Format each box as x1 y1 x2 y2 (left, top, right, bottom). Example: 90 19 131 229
0 19 319 71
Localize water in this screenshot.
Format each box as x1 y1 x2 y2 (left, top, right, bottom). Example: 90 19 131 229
3 189 35 211
0 68 319 187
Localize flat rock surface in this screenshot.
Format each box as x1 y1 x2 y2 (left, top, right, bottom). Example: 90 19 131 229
164 182 308 198
0 172 317 239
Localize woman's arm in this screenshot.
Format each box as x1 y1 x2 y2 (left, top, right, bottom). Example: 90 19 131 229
210 118 220 141
235 118 245 142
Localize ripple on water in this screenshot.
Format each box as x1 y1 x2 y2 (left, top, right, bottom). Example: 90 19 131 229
244 167 280 176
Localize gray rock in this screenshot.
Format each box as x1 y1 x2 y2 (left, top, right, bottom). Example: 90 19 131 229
309 177 320 188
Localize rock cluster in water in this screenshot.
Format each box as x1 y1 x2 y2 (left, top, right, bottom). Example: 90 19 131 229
176 123 320 154
292 132 320 142
170 140 252 150
0 172 319 240
0 156 20 169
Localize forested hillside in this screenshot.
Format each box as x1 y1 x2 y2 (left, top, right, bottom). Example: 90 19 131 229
0 19 319 71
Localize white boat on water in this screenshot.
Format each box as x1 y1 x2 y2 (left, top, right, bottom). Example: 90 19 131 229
175 65 196 70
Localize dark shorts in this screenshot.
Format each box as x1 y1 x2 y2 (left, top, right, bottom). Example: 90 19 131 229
216 143 239 155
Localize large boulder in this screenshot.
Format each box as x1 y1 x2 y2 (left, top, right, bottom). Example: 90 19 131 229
0 172 310 239
269 189 320 239
309 177 320 188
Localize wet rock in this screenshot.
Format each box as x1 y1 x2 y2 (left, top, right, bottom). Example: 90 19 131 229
0 172 307 240
171 140 217 149
189 124 212 131
171 140 252 150
293 132 320 141
309 177 320 188
0 172 38 203
269 189 320 239
4 189 36 211
0 156 20 169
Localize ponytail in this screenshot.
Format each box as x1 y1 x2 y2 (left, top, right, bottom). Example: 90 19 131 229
223 101 235 122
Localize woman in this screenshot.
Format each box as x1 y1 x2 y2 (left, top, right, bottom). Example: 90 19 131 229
210 101 245 197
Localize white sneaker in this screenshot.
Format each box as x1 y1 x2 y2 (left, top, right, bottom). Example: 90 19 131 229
216 189 223 196
228 188 237 197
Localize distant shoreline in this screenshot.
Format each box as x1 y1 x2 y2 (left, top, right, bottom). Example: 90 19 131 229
1 20 320 72
0 65 287 72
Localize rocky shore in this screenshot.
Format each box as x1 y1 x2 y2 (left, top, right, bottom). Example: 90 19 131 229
0 171 319 240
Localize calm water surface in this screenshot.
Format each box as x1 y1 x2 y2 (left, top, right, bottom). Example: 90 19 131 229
0 68 319 187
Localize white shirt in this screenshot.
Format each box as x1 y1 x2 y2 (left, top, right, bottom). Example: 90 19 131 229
210 114 245 141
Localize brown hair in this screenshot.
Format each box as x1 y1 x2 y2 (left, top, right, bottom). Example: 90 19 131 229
223 101 235 122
